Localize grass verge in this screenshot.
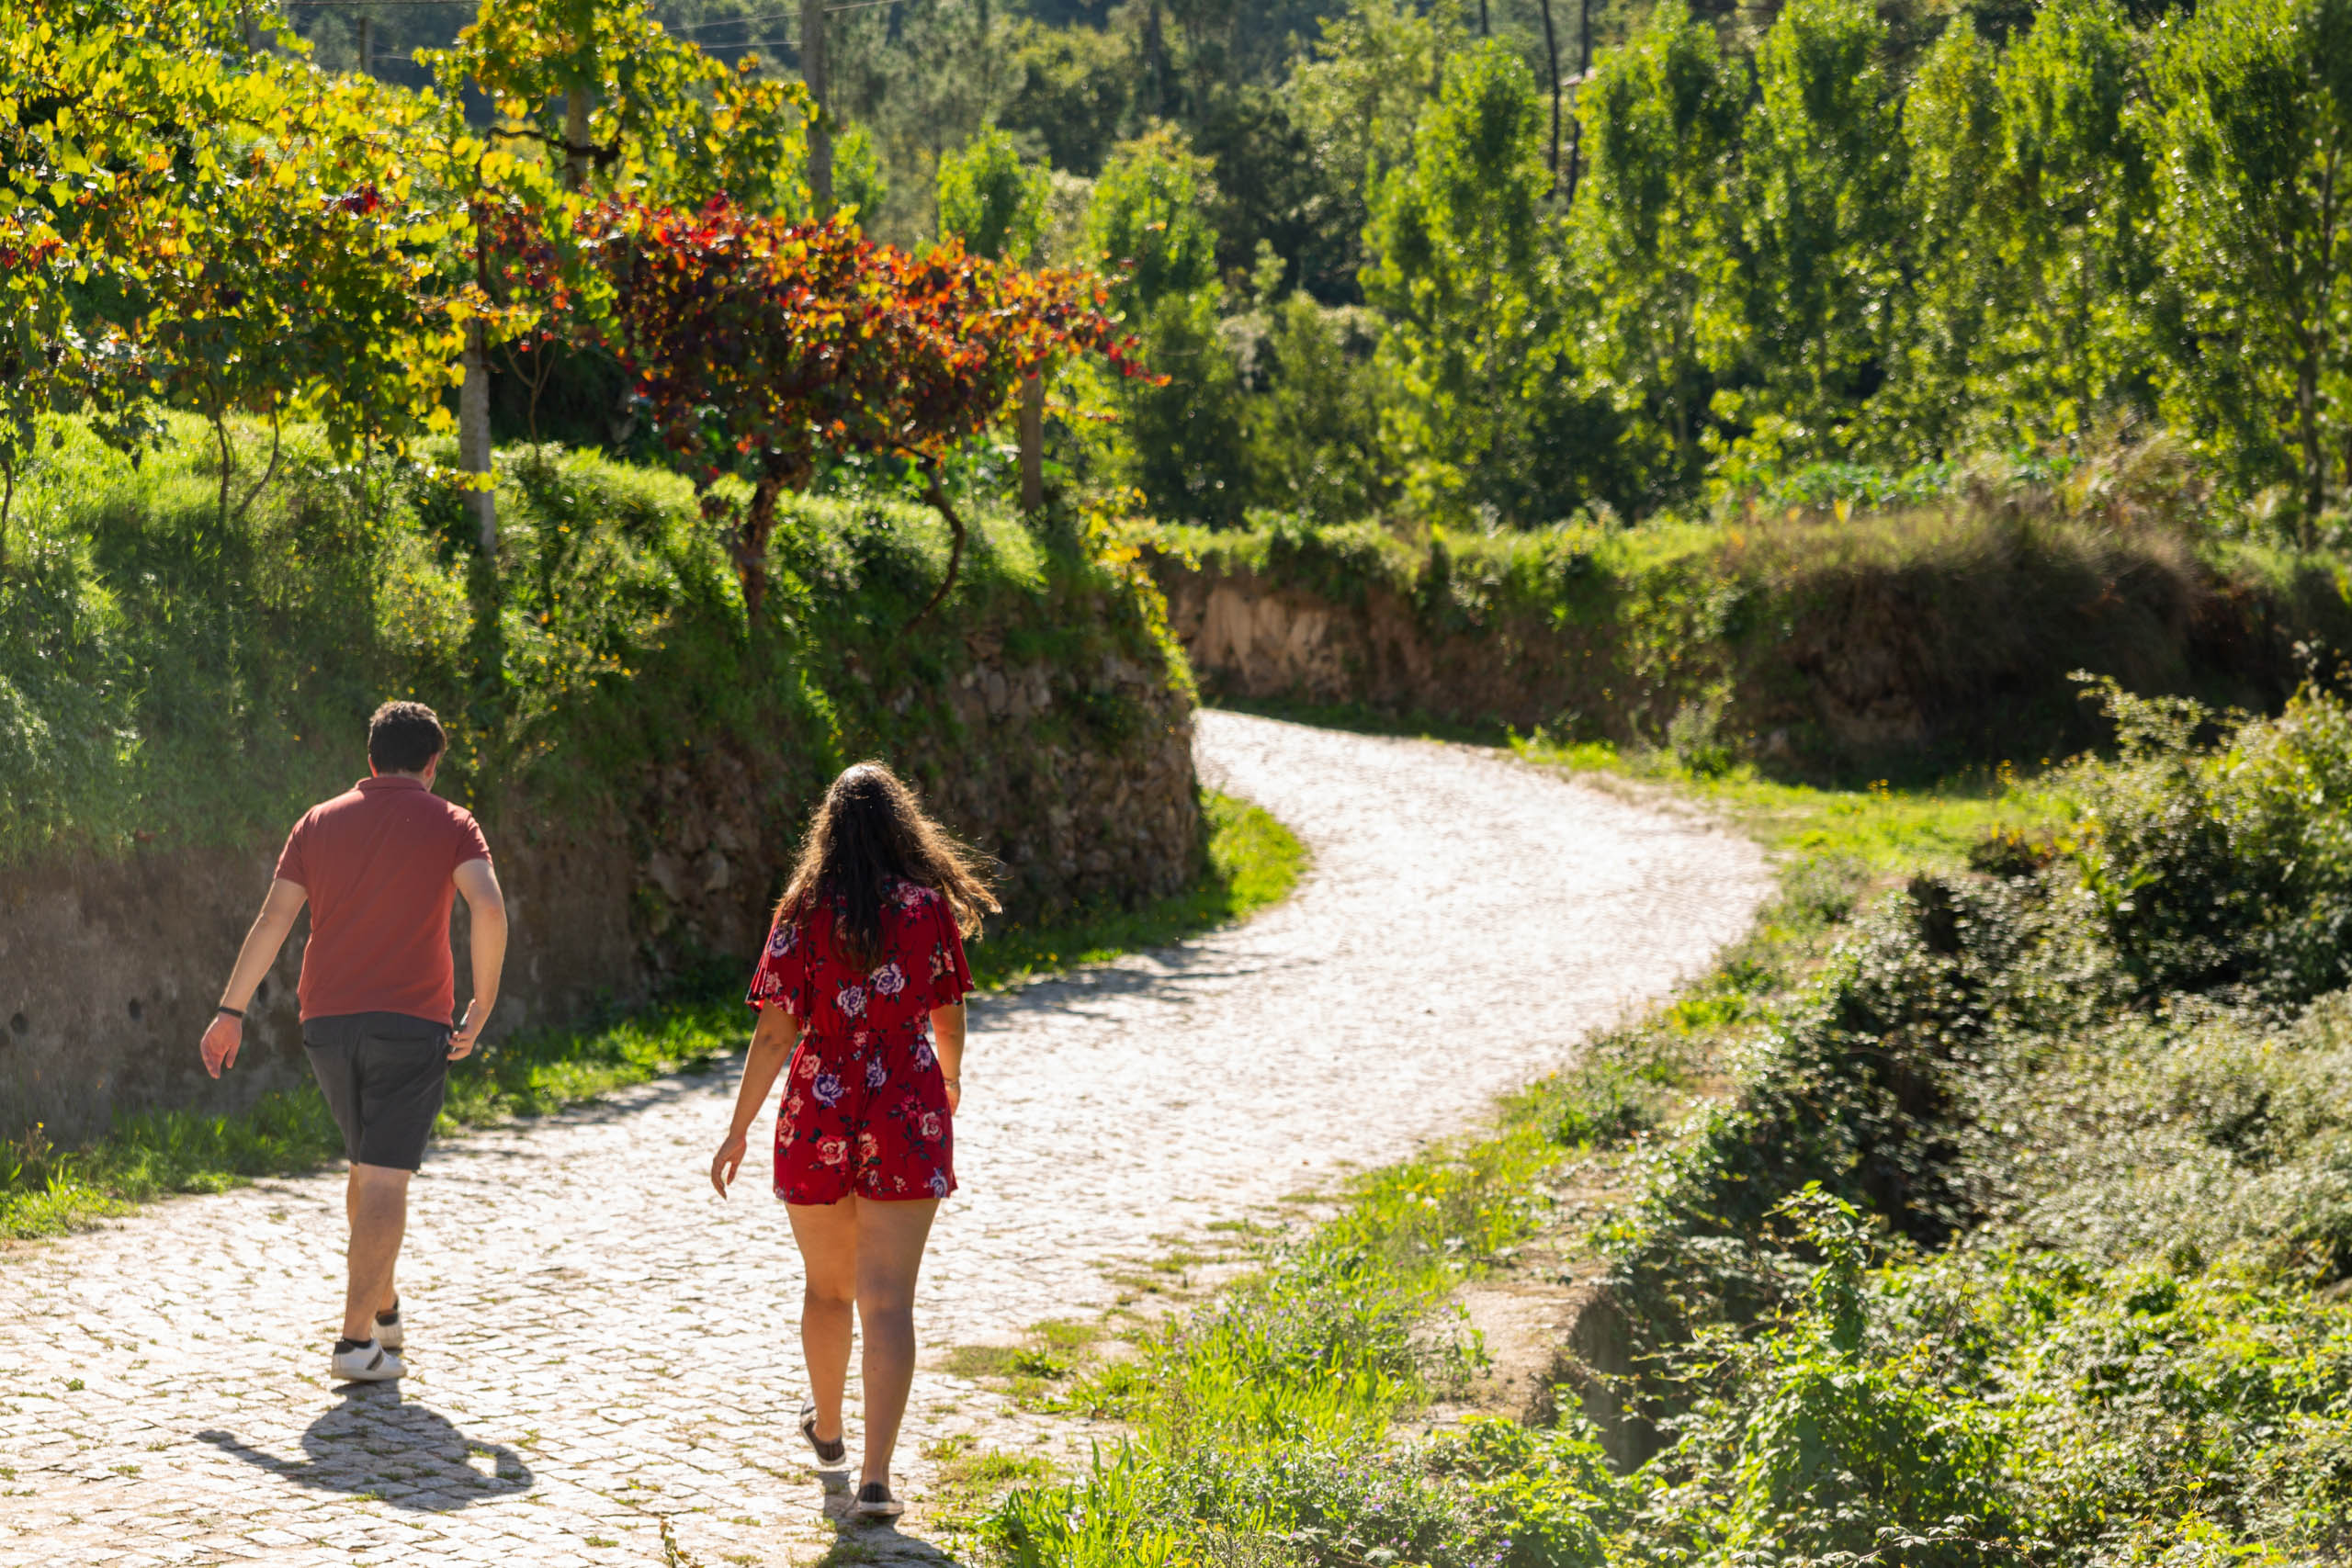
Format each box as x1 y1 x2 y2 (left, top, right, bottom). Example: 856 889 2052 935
990 692 2352 1565
1513 732 2061 874
965 792 1305 990
983 1122 1568 1567
0 790 1304 1243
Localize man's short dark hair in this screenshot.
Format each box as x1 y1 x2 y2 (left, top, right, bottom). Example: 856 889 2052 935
368 701 447 773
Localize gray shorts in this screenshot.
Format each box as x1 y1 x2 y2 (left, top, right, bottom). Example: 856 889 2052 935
302 1012 452 1171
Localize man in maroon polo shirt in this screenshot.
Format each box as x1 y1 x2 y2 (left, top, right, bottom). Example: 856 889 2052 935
199 701 508 1384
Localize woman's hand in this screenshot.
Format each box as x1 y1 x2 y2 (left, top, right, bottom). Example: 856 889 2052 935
944 1078 960 1114
710 1130 748 1197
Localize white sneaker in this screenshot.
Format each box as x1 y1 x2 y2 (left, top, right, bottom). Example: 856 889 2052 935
373 1304 403 1352
331 1337 403 1382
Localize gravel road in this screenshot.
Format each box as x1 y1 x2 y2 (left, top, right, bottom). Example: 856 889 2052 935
0 712 1769 1567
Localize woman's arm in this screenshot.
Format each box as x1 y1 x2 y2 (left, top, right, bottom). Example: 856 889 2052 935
711 1003 802 1196
931 1003 964 1113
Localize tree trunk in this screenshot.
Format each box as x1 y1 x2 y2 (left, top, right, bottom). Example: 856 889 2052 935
356 16 372 77
461 322 496 555
1535 0 1562 192
733 481 778 619
978 0 991 116
908 462 967 631
1018 375 1045 513
563 88 591 191
801 0 831 214
1144 0 1165 119
212 411 233 531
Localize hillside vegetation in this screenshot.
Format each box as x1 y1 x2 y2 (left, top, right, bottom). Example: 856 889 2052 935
976 682 2352 1565
1148 455 2352 775
0 415 1183 888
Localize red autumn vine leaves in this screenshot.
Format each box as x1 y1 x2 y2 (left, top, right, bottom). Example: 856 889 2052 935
582 199 1148 622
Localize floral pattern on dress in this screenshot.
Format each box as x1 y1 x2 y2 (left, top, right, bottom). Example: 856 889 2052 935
748 876 973 1205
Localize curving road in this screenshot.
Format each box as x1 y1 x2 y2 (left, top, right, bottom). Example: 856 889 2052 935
0 713 1768 1567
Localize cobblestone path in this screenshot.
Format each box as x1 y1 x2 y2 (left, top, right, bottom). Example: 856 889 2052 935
0 713 1769 1567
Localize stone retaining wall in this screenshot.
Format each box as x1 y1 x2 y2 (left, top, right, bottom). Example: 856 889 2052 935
0 652 1198 1143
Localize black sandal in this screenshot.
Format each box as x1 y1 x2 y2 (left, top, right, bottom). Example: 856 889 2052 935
798 1399 846 1466
853 1480 903 1519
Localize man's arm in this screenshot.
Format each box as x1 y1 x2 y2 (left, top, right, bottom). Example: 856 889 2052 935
450 858 507 1060
200 878 309 1079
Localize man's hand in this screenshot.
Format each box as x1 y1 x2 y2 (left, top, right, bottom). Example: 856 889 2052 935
710 1130 748 1197
449 997 494 1060
200 1013 243 1078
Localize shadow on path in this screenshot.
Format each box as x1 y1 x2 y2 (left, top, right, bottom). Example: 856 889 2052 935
198 1385 534 1510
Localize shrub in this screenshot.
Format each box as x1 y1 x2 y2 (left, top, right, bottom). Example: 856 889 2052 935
2068 679 2352 1005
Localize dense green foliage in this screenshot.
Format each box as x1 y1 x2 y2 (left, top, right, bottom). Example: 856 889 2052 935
1148 468 2352 774
250 0 2352 538
0 414 1176 871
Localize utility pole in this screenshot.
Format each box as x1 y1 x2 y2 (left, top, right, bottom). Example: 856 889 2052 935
1535 0 1562 189
1018 378 1044 513
563 87 591 190
801 0 831 212
1563 0 1592 206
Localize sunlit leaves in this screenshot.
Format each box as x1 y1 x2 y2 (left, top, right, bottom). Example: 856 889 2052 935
585 199 1142 612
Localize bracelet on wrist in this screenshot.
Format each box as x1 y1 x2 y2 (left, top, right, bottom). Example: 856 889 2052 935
215 1004 245 1021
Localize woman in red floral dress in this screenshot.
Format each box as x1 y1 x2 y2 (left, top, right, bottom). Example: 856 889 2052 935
709 761 996 1520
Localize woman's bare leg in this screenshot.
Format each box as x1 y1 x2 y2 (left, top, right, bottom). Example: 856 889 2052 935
852 1197 939 1490
786 1198 859 1449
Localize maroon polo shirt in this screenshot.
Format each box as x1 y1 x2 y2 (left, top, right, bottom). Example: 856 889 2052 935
273 775 493 1024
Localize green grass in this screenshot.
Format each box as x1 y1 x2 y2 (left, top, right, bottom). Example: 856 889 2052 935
0 790 1303 1244
963 791 1306 989
984 1124 1563 1567
1514 732 2064 875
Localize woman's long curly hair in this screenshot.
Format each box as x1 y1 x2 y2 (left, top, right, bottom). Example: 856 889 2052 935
774 761 999 967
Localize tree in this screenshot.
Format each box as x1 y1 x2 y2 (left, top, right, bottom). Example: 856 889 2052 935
3 1 480 541
2145 0 2352 523
1080 130 1249 523
430 0 814 549
592 204 1141 620
1083 128 1221 317
1285 0 1473 300
1571 0 1746 499
1978 0 2153 450
1872 14 2002 457
936 127 1049 264
1711 0 1903 470
1363 40 1561 518
937 127 1052 507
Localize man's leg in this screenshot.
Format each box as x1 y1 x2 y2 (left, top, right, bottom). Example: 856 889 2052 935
342 1163 411 1344
344 1174 398 1320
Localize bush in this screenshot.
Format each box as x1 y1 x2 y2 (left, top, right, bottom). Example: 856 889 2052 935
2068 677 2352 1005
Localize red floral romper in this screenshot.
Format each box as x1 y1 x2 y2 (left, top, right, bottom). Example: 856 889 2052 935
745 878 972 1204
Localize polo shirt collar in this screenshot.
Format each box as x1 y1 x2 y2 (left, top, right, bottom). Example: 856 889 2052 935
356 775 429 795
